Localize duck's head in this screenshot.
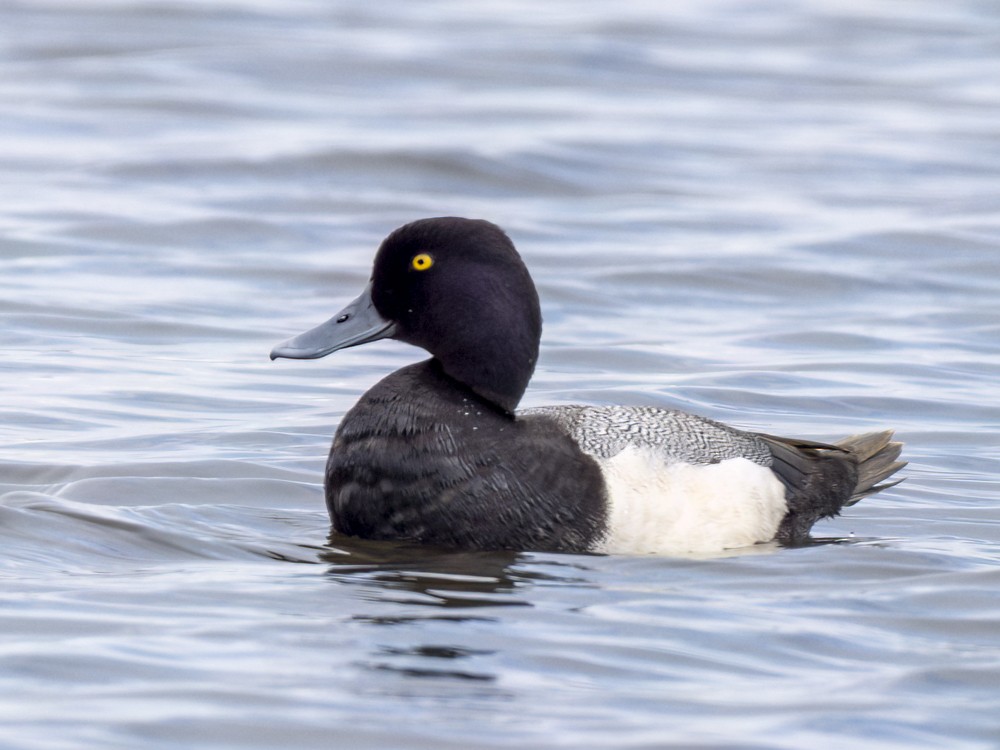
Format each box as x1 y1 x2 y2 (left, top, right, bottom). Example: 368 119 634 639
271 217 542 414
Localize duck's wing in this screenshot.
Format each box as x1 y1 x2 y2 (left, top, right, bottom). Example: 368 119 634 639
519 405 772 465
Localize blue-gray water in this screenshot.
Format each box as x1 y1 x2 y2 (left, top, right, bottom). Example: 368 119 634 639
2 1 999 748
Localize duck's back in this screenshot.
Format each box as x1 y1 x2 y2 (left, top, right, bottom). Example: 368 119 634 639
522 404 772 463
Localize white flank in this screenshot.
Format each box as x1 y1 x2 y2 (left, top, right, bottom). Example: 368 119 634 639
595 446 788 555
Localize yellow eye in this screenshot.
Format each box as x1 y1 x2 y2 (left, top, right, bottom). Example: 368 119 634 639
411 253 434 271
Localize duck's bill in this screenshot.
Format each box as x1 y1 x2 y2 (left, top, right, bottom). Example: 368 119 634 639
270 282 398 361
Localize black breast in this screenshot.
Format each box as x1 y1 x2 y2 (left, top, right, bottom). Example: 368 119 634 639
325 360 608 552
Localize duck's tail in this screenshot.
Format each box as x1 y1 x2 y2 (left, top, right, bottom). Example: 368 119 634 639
835 430 907 505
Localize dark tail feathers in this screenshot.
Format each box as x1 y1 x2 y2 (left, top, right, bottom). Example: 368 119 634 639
835 430 906 505
761 429 906 544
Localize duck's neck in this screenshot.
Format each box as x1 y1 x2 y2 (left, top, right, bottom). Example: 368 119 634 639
397 253 543 415
433 320 539 416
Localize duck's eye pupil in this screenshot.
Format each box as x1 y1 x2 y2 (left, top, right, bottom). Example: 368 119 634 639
411 253 434 271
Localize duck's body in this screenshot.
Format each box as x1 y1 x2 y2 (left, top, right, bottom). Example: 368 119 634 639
272 217 904 555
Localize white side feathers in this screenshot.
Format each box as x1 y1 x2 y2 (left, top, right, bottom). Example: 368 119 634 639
594 447 787 555
521 405 787 555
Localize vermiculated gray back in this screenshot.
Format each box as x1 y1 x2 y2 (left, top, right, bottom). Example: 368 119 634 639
520 405 773 466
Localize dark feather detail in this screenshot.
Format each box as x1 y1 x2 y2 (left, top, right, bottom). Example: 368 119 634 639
761 430 905 544
325 359 608 552
835 430 907 504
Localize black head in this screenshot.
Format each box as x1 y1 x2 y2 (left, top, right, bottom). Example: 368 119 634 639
372 218 541 413
271 217 542 414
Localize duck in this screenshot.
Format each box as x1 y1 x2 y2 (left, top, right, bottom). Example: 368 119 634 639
271 217 905 555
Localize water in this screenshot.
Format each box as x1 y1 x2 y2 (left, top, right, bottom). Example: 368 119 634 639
2 1 999 747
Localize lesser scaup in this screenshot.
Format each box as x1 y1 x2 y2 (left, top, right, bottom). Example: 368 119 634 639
271 217 905 555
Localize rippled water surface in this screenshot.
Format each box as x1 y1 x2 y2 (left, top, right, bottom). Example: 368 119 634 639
3 1 1000 748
